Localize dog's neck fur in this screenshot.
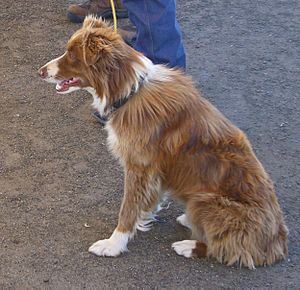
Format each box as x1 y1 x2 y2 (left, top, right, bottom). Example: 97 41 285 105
86 54 153 117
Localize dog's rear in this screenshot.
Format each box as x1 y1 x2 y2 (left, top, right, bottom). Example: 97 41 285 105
39 16 288 268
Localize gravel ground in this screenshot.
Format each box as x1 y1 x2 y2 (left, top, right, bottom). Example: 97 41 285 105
0 0 299 288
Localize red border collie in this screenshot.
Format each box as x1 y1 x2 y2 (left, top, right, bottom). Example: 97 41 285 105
39 16 288 268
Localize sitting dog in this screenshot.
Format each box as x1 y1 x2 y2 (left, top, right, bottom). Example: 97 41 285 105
39 16 288 268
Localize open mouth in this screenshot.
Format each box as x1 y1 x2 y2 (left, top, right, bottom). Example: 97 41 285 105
55 77 80 92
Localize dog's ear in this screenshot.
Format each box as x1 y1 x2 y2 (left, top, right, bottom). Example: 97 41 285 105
83 15 109 29
83 32 113 65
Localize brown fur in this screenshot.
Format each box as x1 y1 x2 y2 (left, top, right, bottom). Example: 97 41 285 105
39 17 288 268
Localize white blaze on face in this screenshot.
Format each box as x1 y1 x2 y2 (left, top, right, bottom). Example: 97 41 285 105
43 52 67 83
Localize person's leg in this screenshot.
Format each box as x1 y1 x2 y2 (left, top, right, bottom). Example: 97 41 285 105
67 0 128 23
122 0 186 69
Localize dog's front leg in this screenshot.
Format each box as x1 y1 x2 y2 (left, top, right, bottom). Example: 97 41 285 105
89 166 161 257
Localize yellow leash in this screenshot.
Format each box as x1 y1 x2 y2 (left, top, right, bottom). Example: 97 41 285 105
110 0 117 32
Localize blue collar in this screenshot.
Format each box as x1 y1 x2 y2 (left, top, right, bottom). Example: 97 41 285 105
110 75 146 115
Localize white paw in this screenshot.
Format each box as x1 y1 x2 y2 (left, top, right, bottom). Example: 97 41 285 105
172 240 196 258
176 214 191 229
89 239 125 257
88 230 130 257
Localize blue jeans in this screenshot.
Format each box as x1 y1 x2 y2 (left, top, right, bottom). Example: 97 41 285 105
122 0 186 69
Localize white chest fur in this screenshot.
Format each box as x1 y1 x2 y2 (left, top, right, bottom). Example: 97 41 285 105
85 87 107 116
105 124 120 156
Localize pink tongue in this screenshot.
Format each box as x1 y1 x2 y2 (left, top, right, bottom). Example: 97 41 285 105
56 81 68 91
56 79 76 92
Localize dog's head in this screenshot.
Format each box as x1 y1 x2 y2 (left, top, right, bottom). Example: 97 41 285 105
38 16 127 95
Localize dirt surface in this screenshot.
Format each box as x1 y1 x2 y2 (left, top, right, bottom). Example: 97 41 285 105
1 0 299 288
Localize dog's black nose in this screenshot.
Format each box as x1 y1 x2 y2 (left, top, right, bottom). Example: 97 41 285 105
38 66 48 78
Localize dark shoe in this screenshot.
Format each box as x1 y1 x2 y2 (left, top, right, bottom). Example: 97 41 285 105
67 0 128 23
92 111 108 125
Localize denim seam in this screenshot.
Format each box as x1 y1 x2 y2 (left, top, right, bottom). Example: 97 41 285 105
143 0 155 62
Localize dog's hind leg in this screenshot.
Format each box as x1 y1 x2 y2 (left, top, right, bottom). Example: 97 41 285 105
176 214 192 229
173 212 207 257
89 166 162 257
175 192 287 269
172 240 207 258
176 212 208 244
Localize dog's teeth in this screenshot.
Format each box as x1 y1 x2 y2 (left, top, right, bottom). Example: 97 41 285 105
56 83 63 90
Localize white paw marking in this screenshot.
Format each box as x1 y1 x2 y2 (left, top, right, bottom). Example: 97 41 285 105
172 240 197 258
88 230 131 257
176 214 191 229
89 239 124 257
